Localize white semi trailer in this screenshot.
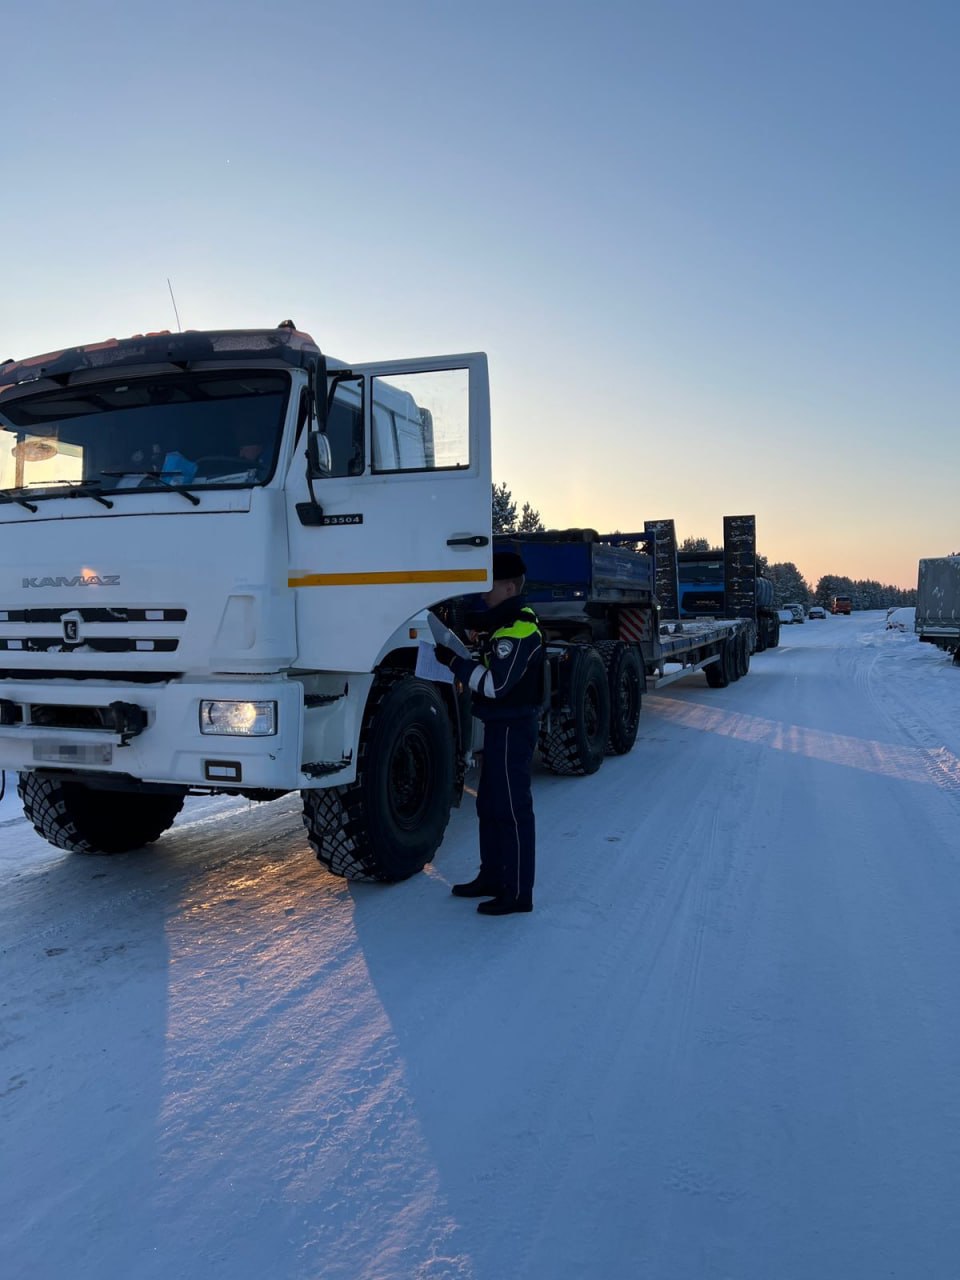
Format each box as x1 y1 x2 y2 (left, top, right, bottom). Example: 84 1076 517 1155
915 556 960 663
0 325 492 880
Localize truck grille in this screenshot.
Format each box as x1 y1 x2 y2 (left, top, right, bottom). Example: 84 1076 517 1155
0 606 186 654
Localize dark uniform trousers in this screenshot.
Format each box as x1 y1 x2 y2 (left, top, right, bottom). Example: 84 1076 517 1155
476 709 539 899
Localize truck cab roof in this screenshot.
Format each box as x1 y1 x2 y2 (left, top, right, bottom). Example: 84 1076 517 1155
0 327 326 404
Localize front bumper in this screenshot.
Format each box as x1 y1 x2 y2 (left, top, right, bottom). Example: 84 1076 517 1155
0 675 307 790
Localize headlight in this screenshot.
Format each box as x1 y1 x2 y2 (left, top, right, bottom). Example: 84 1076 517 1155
199 700 277 736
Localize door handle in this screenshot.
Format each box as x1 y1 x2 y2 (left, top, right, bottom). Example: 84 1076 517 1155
446 535 489 547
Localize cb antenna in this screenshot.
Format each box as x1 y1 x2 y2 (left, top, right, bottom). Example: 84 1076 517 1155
167 278 183 332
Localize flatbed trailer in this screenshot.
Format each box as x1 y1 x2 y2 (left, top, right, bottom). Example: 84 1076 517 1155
491 528 752 775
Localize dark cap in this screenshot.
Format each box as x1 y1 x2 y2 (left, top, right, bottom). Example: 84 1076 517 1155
492 550 527 581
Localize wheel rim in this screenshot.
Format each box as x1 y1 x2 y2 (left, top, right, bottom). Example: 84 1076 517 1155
388 724 434 830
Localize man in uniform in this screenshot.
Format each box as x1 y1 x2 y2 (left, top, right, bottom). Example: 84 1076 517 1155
434 550 544 916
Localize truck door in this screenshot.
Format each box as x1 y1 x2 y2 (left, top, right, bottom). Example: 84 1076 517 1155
286 352 491 673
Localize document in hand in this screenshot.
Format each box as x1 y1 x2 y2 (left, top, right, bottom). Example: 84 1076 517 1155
415 642 454 683
426 612 471 658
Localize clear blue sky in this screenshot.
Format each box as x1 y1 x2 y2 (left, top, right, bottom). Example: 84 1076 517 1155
3 0 957 588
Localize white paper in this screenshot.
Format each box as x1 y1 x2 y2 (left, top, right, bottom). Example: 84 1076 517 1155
415 641 454 683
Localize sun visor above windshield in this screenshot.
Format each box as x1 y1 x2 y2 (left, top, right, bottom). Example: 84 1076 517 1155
0 328 324 402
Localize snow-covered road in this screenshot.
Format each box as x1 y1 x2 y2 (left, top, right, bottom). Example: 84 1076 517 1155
3 614 960 1280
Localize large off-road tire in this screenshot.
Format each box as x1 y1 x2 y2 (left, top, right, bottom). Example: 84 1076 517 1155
596 640 643 755
302 670 455 882
17 773 184 854
539 645 611 776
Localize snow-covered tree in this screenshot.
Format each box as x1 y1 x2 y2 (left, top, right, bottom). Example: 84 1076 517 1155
492 483 545 534
679 535 720 553
813 575 916 609
767 561 811 606
517 502 544 533
492 482 518 534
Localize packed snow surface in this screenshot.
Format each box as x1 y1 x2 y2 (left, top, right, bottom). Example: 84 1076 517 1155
3 614 960 1279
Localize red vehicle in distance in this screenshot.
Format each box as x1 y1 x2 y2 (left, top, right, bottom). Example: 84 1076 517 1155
831 595 853 615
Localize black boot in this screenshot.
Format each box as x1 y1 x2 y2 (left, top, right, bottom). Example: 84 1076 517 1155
451 874 499 898
477 894 533 916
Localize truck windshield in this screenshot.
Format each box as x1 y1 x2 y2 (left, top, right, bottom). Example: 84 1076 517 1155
678 558 724 584
0 370 290 499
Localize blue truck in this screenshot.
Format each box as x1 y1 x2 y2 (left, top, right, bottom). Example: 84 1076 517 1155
676 521 780 652
479 519 756 777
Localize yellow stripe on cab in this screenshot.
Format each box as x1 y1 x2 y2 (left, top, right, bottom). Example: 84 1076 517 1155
288 568 489 588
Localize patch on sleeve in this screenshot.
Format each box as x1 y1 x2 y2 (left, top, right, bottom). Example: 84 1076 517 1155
495 638 514 659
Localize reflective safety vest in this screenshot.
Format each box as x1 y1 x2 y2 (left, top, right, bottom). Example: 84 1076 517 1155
469 604 544 718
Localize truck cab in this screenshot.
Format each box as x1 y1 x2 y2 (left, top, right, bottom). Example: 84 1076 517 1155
677 552 725 618
0 326 492 879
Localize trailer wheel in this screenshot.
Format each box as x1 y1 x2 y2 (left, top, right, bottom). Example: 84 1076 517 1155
725 636 741 682
738 632 751 678
17 773 184 854
704 644 730 688
539 645 610 776
302 670 454 882
596 641 643 755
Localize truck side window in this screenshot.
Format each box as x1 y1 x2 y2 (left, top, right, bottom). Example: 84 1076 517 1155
324 379 364 477
371 369 469 474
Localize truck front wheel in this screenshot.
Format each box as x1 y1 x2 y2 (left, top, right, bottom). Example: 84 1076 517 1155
17 773 184 854
302 671 455 882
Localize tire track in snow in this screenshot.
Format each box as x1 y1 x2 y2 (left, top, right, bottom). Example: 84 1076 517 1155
0 796 308 958
860 642 960 807
155 844 476 1280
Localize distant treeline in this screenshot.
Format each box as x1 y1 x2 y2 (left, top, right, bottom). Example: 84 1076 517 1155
642 536 916 611
758 561 915 610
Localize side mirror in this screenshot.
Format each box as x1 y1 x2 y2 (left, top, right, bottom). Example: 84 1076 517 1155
306 430 333 478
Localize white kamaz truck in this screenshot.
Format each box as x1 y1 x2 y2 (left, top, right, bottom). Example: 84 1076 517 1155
0 325 492 880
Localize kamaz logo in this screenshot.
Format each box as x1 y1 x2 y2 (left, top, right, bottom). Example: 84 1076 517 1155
22 575 121 588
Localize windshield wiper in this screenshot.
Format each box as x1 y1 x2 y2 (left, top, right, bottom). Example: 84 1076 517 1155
0 491 39 512
51 480 115 509
101 469 201 506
